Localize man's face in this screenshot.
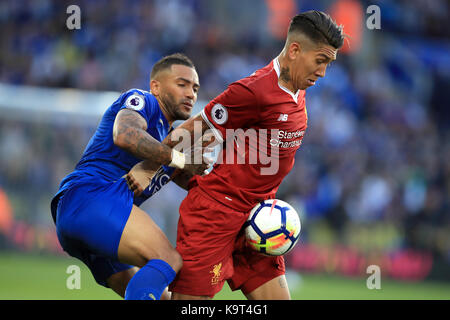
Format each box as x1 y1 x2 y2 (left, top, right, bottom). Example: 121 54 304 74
292 42 337 90
152 64 200 121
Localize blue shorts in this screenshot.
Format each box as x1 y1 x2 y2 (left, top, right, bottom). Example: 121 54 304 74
52 177 134 287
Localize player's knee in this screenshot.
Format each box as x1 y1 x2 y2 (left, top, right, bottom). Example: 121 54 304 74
137 245 182 273
161 248 183 273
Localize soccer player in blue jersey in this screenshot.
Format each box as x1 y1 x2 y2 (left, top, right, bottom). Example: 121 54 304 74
50 53 207 300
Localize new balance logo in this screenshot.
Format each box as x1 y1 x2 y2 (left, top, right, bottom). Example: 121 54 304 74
277 114 288 121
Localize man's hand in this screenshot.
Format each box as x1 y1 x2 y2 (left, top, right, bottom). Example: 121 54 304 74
125 161 159 197
126 146 214 196
182 146 214 177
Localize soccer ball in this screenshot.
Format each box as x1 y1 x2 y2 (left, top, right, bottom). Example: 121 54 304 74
245 199 301 256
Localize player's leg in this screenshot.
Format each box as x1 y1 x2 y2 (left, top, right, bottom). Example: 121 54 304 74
228 232 291 300
244 275 291 300
106 267 172 299
117 204 182 300
161 287 172 300
55 178 179 300
106 266 138 297
169 187 249 299
117 204 182 270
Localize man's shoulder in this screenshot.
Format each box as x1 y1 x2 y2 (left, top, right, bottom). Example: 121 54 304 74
117 88 158 110
123 88 150 94
122 88 154 100
235 60 276 92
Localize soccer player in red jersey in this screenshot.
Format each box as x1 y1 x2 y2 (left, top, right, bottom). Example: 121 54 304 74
130 10 345 300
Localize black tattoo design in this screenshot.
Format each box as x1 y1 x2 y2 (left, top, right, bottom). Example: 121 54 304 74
114 109 172 164
280 67 291 84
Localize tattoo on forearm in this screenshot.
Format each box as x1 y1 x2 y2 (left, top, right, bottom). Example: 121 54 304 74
134 135 171 163
114 109 172 164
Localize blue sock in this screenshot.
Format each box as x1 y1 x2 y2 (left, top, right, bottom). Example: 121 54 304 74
124 259 176 300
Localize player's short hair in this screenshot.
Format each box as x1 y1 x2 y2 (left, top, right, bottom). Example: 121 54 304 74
150 53 196 80
288 10 345 49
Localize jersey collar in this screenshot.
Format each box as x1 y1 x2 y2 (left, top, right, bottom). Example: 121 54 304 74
273 57 300 103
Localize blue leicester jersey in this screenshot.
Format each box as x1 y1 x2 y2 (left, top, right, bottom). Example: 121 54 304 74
56 88 174 201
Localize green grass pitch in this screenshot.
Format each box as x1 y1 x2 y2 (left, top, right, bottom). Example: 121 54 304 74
0 252 449 300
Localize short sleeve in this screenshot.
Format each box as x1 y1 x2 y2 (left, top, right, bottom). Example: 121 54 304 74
119 89 158 125
201 82 259 143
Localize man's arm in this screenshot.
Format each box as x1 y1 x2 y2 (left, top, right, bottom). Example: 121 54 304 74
162 113 208 148
169 169 192 190
113 109 172 165
162 112 220 148
159 114 217 190
124 112 216 196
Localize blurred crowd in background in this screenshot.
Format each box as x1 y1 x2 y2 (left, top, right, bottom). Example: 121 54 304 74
0 0 449 279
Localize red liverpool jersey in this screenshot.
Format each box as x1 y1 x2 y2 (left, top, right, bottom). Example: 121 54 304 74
195 58 308 212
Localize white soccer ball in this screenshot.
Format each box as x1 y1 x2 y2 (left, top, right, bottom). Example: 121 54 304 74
245 199 301 256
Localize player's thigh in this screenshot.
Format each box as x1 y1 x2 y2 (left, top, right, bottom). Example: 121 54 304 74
228 231 287 298
245 275 291 300
117 204 182 271
169 187 248 298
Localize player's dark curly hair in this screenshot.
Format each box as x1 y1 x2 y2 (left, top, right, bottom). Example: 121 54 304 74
288 10 345 49
150 53 196 79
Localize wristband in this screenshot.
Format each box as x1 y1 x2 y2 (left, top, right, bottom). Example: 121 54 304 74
169 149 186 169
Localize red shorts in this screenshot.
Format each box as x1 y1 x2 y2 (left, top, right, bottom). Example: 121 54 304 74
169 186 285 297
